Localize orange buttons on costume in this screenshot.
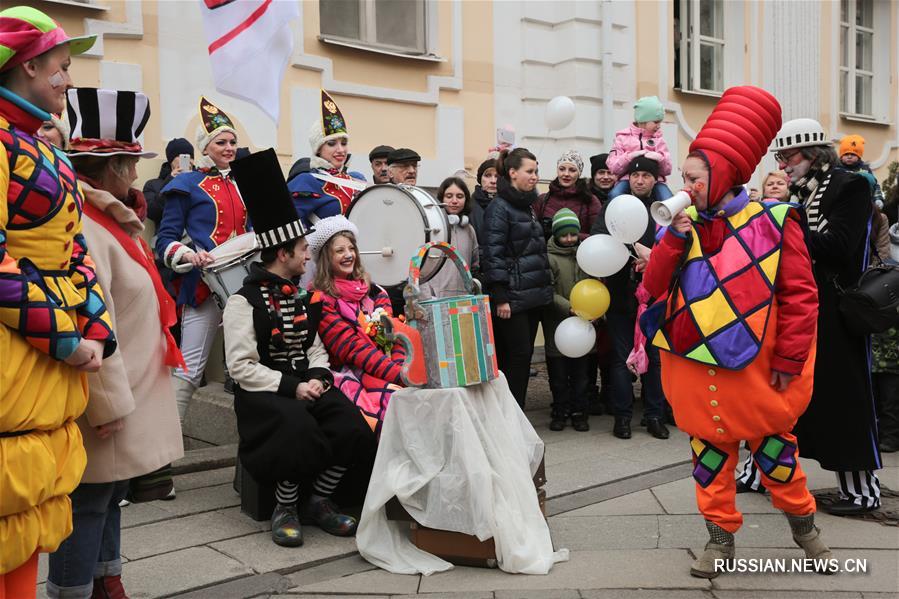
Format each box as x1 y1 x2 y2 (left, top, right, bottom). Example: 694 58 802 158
65 222 74 231
67 202 76 212
709 384 717 392
712 415 721 422
710 400 719 407
708 369 716 376
716 427 725 434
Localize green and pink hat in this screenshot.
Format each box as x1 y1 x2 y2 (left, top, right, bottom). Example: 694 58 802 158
0 6 96 73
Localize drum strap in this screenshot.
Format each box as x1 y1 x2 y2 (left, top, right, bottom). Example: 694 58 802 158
311 172 367 192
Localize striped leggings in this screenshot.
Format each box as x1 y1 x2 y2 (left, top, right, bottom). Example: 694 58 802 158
275 465 348 506
737 450 881 508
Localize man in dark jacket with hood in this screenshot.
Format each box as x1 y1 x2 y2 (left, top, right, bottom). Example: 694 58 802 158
591 155 669 441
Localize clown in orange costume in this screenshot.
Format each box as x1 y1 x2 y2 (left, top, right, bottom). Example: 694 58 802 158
641 86 832 578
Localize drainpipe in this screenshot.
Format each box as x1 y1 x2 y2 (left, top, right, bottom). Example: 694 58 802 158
600 0 615 152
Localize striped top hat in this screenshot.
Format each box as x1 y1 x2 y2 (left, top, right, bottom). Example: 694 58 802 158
66 88 157 157
230 148 309 249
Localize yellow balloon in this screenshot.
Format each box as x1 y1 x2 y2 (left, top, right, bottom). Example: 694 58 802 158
570 279 610 320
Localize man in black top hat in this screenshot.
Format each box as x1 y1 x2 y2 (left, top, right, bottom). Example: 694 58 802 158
368 144 394 184
387 147 421 185
224 149 376 548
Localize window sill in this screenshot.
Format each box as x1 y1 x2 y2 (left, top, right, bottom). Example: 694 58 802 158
673 87 724 99
839 112 891 127
318 36 445 63
37 0 109 10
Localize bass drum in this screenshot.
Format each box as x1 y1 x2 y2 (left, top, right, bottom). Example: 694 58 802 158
345 184 450 287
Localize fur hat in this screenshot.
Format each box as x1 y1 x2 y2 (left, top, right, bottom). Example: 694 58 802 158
304 214 359 262
590 153 609 178
557 149 584 176
689 86 782 206
309 89 349 155
195 96 237 166
839 134 865 158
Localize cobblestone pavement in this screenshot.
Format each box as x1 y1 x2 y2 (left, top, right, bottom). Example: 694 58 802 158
36 366 899 598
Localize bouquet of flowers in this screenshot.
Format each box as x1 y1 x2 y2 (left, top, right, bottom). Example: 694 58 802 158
360 307 405 353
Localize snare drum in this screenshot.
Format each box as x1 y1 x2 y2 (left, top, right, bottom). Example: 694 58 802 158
345 184 450 287
203 233 260 308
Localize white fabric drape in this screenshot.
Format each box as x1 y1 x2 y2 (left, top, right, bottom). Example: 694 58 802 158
356 373 569 575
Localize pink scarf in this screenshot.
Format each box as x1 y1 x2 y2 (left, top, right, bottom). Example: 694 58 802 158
334 277 371 322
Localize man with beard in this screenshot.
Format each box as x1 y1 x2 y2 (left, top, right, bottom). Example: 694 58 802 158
387 148 421 185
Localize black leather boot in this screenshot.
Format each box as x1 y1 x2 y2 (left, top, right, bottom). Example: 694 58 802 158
613 416 632 439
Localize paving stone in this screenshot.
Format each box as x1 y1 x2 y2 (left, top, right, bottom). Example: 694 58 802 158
154 483 240 517
172 572 291 598
559 489 665 516
121 510 260 560
861 593 899 599
549 515 659 550
494 590 580 599
121 501 178 529
660 513 899 550
211 529 357 573
545 457 656 498
581 591 714 599
216 506 273 532
278 595 390 598
285 554 377 588
174 466 236 491
121 546 252 597
296 568 420 594
712 592 863 599
709 548 898 592
417 550 711 592
393 593 493 599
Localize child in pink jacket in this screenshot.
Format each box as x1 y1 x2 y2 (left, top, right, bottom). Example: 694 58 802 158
606 96 673 202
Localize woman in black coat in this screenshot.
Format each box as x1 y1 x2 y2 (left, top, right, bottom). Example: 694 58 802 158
481 148 553 407
775 135 881 516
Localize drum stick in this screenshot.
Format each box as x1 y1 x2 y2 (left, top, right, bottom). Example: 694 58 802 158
359 248 395 257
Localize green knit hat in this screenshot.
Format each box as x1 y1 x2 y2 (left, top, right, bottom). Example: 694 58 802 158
633 95 664 123
552 208 580 240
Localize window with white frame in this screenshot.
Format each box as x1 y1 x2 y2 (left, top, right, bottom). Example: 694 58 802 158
320 0 428 56
840 0 874 117
674 0 724 94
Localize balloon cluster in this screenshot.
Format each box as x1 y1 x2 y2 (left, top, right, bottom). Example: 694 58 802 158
554 194 650 358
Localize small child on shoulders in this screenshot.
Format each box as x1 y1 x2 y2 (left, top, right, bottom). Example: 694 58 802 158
606 96 673 202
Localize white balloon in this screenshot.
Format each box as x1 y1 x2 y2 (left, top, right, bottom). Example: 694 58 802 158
554 316 597 358
577 234 631 277
604 194 649 244
545 96 576 131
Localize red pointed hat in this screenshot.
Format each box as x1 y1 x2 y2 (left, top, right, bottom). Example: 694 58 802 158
688 86 782 206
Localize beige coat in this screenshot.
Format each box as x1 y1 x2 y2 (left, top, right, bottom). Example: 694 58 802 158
78 186 183 483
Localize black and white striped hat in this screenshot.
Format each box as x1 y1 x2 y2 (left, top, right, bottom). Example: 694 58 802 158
230 148 310 250
65 88 157 158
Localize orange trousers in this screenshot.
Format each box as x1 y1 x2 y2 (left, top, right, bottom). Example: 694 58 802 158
690 432 815 533
0 551 38 599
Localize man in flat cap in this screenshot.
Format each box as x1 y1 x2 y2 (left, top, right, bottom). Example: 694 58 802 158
368 145 394 185
387 148 421 186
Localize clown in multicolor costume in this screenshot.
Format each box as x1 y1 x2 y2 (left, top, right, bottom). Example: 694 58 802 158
640 86 832 578
155 97 249 423
288 90 366 230
0 7 116 595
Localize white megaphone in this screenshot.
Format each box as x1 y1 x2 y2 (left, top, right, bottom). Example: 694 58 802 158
650 191 693 226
